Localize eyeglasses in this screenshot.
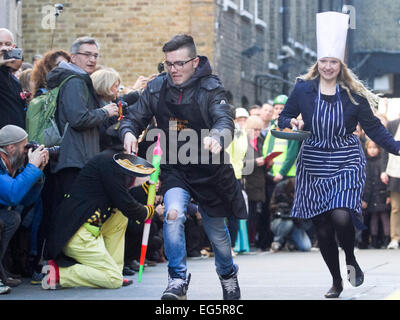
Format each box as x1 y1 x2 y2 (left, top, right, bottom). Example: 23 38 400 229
164 57 196 70
76 52 99 60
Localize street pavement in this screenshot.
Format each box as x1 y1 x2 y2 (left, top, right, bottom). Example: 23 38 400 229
2 247 400 301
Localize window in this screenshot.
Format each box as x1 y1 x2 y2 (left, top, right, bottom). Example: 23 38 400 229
240 0 253 20
242 0 250 11
254 0 267 28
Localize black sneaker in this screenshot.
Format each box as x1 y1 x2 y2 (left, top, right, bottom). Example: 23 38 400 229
123 266 135 276
161 274 191 300
219 265 241 300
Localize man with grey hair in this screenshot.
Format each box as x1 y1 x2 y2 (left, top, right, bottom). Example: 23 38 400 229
0 125 49 294
0 28 26 129
45 36 118 208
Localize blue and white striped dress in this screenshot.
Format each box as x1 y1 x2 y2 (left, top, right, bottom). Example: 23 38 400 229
292 85 366 220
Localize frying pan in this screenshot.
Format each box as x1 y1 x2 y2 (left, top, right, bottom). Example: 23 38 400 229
113 153 155 177
271 129 311 141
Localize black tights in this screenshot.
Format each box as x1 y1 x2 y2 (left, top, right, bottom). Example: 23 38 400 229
312 208 358 285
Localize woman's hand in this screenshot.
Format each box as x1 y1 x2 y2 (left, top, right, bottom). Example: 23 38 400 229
290 118 304 130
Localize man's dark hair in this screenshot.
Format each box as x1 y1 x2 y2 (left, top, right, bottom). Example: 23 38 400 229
162 34 197 58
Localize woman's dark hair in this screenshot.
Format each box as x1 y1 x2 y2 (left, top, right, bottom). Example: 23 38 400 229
30 50 70 96
162 34 197 58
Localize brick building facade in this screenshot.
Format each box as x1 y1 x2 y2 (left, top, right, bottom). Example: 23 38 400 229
20 0 215 89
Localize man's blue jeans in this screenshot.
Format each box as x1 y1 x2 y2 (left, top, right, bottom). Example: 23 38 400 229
163 187 234 279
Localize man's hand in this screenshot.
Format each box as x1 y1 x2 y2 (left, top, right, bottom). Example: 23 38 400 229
203 136 222 154
123 132 138 154
0 47 16 67
28 145 49 170
102 103 119 117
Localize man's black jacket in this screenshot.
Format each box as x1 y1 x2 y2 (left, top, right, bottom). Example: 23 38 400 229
0 66 26 129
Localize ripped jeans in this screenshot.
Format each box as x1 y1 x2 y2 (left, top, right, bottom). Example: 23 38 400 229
163 187 234 280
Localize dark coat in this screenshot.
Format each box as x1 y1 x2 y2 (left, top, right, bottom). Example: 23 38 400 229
0 66 26 129
45 148 148 267
363 153 389 213
278 78 400 155
46 64 108 173
243 135 267 202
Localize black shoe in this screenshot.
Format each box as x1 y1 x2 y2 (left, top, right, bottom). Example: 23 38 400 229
347 263 364 287
324 281 343 298
187 250 202 259
4 277 22 287
161 274 191 300
219 265 241 300
123 266 135 276
126 260 141 272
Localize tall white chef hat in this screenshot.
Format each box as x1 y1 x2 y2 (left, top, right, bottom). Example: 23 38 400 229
317 11 349 62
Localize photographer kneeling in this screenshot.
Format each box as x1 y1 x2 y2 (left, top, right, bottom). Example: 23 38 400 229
0 125 49 294
270 178 312 252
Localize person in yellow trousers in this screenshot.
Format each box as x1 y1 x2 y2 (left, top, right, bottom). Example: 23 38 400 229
226 107 250 252
43 146 154 290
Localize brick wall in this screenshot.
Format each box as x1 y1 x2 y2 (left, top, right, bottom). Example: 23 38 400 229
22 0 215 87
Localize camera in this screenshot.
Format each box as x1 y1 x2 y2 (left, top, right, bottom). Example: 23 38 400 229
2 48 23 60
25 142 60 160
54 3 64 16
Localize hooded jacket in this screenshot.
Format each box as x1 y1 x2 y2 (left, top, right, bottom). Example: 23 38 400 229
46 62 108 173
118 56 234 147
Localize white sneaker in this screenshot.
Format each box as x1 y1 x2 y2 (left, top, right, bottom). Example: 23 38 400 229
387 240 399 249
0 280 11 295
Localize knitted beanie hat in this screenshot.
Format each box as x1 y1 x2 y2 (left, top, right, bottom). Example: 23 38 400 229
0 125 28 147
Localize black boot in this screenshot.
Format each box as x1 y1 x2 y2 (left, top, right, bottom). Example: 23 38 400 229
324 280 343 298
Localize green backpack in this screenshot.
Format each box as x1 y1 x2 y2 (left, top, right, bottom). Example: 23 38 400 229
26 75 76 147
